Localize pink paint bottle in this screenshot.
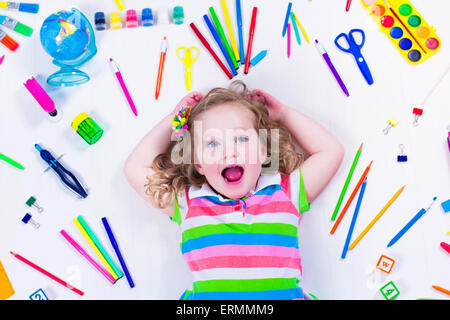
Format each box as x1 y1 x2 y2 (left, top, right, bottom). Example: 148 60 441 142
126 9 138 28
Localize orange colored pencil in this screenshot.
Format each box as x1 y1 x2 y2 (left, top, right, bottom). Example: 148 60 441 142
330 160 373 235
432 285 450 296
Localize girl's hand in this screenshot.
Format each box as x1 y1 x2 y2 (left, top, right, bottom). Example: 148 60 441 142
172 92 204 115
249 89 286 122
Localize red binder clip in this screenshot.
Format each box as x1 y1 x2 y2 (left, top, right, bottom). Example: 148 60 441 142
412 107 423 127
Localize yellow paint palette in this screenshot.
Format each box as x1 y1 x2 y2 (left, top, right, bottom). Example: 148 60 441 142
361 0 441 65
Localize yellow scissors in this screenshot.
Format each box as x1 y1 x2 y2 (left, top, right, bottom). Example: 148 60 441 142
176 46 200 91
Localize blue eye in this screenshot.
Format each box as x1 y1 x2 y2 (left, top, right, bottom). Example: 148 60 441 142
236 136 249 143
207 140 220 148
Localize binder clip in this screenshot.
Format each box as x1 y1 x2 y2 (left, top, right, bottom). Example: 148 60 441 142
25 196 44 213
22 213 40 229
412 108 423 126
382 118 399 135
397 144 407 162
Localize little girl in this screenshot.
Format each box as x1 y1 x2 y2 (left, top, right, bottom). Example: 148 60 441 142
124 81 344 300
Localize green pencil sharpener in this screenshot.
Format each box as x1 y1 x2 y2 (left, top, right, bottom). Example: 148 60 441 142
71 112 103 145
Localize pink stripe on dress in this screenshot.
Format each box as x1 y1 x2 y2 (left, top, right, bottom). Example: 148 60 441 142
184 244 301 262
187 255 302 271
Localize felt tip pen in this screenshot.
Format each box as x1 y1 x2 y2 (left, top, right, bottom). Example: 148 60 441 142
244 7 258 74
387 196 438 247
236 0 245 64
0 2 39 14
155 36 167 100
109 58 138 116
0 29 18 51
315 39 349 97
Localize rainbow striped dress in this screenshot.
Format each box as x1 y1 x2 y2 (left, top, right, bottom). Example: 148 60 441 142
172 169 311 300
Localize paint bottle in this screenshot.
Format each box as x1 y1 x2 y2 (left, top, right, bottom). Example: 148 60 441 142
110 11 122 29
173 6 184 24
94 12 106 30
126 9 138 28
71 112 104 145
142 8 154 26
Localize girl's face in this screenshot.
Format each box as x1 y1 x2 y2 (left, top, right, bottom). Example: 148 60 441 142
193 103 267 199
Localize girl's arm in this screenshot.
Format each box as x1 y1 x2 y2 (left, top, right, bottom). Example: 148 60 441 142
123 92 203 215
250 90 344 202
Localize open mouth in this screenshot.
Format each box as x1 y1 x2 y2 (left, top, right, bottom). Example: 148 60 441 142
221 165 245 185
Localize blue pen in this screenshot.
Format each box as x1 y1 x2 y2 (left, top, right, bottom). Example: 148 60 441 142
236 0 245 64
387 196 437 247
102 217 135 288
341 177 367 259
282 2 292 37
203 14 237 76
250 49 267 66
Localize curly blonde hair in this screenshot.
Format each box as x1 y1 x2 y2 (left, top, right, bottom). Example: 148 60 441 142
145 81 304 208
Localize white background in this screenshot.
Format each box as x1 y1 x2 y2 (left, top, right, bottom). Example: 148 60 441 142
0 0 449 300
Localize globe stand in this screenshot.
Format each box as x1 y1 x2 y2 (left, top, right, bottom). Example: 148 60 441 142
47 67 90 87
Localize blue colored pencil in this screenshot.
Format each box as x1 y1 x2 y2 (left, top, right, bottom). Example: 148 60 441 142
387 196 437 247
101 217 135 288
282 2 292 37
341 177 367 259
203 14 238 76
236 0 245 64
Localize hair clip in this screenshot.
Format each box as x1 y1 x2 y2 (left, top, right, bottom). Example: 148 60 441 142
172 105 191 139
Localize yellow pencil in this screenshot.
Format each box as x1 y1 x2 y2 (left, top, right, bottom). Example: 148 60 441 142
293 12 310 43
220 0 240 62
349 185 405 250
73 219 119 280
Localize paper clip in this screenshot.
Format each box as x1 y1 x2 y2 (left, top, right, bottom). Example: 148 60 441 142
382 118 398 135
397 144 407 162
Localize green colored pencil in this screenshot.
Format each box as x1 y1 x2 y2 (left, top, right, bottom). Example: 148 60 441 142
290 12 301 46
77 215 124 279
209 7 238 69
331 143 363 221
0 152 25 170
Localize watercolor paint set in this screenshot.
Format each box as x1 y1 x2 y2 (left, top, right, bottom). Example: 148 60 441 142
361 0 441 65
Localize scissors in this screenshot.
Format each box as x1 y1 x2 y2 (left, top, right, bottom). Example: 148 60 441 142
176 46 200 91
334 29 374 85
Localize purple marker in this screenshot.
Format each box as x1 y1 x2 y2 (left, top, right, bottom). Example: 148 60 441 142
315 39 349 97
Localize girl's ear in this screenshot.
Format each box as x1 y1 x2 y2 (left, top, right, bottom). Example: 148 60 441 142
194 163 205 175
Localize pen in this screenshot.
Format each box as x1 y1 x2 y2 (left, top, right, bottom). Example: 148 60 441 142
155 36 167 100
387 196 437 247
236 0 245 64
102 217 135 288
314 39 349 97
0 152 25 170
244 7 258 74
109 58 137 116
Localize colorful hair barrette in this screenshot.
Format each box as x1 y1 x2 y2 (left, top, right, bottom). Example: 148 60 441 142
172 105 190 139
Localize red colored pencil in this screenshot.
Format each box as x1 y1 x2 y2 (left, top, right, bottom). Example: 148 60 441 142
189 22 233 79
346 0 352 11
244 7 258 74
330 160 373 235
10 251 84 296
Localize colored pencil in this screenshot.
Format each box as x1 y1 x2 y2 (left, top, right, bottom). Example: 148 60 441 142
190 22 233 79
244 7 257 74
102 217 135 288
290 12 301 46
73 218 120 280
330 160 373 234
387 196 437 247
10 251 84 296
341 177 367 259
236 0 245 64
331 143 363 221
432 285 450 296
209 7 238 69
346 0 352 11
282 2 292 37
287 23 291 58
77 216 123 279
349 185 406 250
0 54 4 65
220 0 240 62
60 230 116 284
0 152 25 170
293 13 310 43
203 14 237 76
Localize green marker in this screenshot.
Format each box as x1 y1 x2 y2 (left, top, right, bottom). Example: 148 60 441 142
209 7 238 69
290 12 301 46
0 152 25 170
0 15 33 37
77 215 124 279
331 143 363 221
